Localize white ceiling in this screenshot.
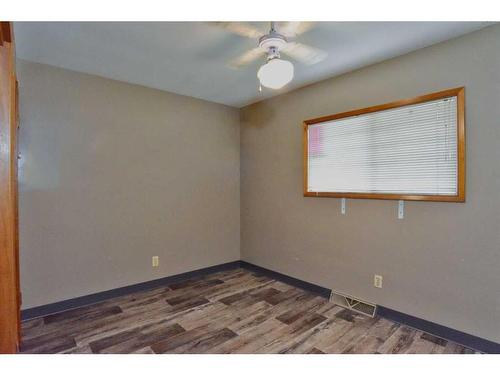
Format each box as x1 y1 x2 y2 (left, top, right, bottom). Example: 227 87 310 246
14 22 493 108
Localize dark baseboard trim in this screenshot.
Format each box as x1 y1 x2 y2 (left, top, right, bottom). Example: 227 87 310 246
241 261 499 353
21 260 242 321
377 306 500 354
21 259 500 353
240 261 331 298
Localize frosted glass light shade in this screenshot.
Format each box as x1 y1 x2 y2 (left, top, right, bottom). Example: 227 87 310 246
257 58 294 89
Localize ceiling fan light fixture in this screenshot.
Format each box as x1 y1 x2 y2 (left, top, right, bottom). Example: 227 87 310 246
257 58 294 90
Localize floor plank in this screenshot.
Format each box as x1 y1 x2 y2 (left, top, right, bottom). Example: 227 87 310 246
20 268 478 354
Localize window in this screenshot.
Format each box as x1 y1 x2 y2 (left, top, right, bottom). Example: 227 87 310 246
303 87 465 202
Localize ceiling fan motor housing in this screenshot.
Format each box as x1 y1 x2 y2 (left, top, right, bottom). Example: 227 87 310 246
259 32 287 60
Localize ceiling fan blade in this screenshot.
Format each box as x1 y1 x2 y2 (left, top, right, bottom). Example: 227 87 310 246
281 42 327 65
229 47 265 68
211 22 262 39
278 22 316 38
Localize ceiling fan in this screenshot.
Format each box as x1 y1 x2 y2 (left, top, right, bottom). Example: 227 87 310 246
213 22 327 90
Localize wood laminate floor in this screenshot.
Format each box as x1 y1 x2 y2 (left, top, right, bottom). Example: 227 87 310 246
20 268 477 354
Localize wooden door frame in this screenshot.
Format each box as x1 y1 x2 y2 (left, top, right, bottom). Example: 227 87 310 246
0 21 20 354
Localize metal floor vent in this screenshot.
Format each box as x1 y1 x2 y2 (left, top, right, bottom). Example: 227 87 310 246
329 290 377 318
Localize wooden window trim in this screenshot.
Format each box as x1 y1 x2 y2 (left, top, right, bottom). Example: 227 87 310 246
303 87 466 202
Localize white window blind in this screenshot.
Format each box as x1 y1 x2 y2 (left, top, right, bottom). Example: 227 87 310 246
307 96 458 195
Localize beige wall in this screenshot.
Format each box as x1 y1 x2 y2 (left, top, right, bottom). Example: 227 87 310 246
18 60 240 309
240 25 500 342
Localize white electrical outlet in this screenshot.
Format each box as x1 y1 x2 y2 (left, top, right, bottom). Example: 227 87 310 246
374 275 383 288
341 198 346 215
152 256 159 267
